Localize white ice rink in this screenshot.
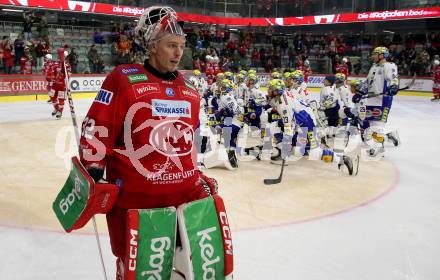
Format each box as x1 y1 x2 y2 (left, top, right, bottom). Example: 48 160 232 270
1 95 440 280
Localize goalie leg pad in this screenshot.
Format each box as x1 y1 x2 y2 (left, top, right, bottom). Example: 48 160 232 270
177 195 233 280
52 156 119 232
124 207 177 280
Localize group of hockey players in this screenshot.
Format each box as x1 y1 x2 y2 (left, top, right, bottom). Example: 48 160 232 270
193 46 403 175
42 48 71 119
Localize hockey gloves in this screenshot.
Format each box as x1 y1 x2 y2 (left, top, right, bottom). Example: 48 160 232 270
343 107 355 119
388 84 399 96
352 93 363 104
53 157 119 232
199 172 219 195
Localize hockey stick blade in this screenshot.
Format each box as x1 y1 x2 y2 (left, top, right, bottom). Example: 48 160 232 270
264 178 282 185
264 159 286 185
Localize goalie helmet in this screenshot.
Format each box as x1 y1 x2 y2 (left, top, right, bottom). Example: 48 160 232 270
44 54 52 61
135 6 184 49
434 59 440 66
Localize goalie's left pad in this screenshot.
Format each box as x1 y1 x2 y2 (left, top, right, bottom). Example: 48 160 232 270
124 207 177 280
178 195 233 280
52 156 119 232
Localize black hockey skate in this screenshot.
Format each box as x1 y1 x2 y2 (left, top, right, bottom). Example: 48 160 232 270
386 133 399 147
338 155 354 176
244 145 262 160
227 150 238 168
51 109 58 116
55 111 62 119
431 97 440 102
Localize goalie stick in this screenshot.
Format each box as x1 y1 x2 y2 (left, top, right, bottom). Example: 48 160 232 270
62 50 109 280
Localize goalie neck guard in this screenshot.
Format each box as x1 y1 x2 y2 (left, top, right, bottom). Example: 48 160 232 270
135 6 185 49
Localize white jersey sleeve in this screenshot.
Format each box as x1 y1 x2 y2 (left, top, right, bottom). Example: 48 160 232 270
219 93 243 126
319 85 338 109
336 85 352 109
365 61 399 106
249 88 267 106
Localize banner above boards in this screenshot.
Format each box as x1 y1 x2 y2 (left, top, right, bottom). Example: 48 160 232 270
1 1 439 26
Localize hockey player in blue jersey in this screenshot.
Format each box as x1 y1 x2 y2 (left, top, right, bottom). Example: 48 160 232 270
267 79 356 174
351 46 400 157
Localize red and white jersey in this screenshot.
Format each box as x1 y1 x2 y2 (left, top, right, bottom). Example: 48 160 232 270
79 64 202 209
20 56 33 74
297 65 312 83
433 65 440 88
336 63 349 79
51 61 72 89
43 60 55 81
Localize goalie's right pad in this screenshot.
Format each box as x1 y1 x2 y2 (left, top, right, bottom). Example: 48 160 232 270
124 207 177 280
52 156 118 232
178 195 233 280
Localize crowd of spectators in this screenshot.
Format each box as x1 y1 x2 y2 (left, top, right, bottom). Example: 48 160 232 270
89 22 146 73
0 12 51 74
188 24 440 77
1 17 439 78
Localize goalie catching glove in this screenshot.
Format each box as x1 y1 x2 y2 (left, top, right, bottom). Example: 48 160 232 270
52 156 119 232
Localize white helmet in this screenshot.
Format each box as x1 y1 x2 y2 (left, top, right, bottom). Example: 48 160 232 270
434 60 440 66
64 51 69 57
44 54 52 60
205 55 213 62
135 6 184 49
304 59 310 66
342 57 348 63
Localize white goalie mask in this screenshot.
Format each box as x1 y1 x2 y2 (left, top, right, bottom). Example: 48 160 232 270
135 6 184 49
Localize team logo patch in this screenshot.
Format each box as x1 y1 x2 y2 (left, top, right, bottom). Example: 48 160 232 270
184 81 196 90
132 83 160 99
370 108 382 117
179 86 199 99
152 99 191 118
149 120 194 157
166 88 175 97
128 74 148 83
94 89 113 105
120 67 140 75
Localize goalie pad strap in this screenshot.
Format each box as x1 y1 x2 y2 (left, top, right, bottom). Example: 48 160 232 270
124 208 177 280
212 195 234 278
52 156 118 232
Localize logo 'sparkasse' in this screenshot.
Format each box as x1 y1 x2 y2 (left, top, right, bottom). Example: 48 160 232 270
152 99 191 118
128 74 148 83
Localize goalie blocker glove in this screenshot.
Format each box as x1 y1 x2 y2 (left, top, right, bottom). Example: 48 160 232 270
52 157 119 232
